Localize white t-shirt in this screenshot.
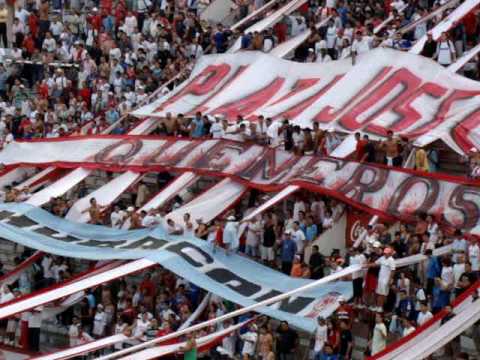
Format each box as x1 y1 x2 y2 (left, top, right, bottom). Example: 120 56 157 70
350 254 366 279
371 323 387 355
111 210 126 229
417 311 433 326
142 215 161 228
441 266 454 288
293 200 305 221
352 38 371 54
453 263 466 287
469 244 480 271
377 256 396 283
93 311 107 336
292 229 306 254
436 40 455 65
210 122 224 138
240 331 258 356
41 256 53 279
314 324 328 352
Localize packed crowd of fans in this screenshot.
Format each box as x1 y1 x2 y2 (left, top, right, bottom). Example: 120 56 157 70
0 0 478 148
0 0 479 359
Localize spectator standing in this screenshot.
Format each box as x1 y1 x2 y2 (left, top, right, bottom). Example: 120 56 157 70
276 321 298 360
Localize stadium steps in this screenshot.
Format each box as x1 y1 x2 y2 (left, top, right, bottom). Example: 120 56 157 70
433 141 468 176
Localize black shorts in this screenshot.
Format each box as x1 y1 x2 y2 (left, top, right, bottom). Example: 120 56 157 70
353 277 363 298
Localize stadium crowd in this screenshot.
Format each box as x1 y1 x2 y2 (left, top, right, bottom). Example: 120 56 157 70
0 0 479 359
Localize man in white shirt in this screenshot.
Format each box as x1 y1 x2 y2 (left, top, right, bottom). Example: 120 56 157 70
368 247 396 312
434 32 456 66
416 302 433 326
210 115 224 138
350 247 367 308
452 230 468 263
111 205 126 228
42 32 57 52
141 209 162 228
222 216 238 255
240 323 258 358
291 221 306 256
468 239 480 273
166 219 183 235
351 31 372 64
314 317 328 357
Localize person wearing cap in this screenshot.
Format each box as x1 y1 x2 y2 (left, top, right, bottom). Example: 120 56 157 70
365 246 396 312
92 303 107 338
314 317 328 358
220 215 237 255
281 230 297 275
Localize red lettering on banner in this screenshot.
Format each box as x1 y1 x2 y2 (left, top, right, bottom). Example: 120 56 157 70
443 185 480 230
272 75 343 121
387 176 440 221
339 68 422 132
94 138 143 165
338 164 389 202
269 78 320 106
236 148 298 182
142 140 200 167
187 65 249 115
405 90 480 138
154 64 232 112
366 82 447 136
297 158 346 184
451 105 480 153
192 141 252 171
314 67 391 124
209 77 285 120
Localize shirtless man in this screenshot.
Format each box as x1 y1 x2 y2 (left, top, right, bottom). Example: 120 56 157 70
83 197 106 225
162 112 178 136
257 325 274 360
381 130 402 167
128 206 142 229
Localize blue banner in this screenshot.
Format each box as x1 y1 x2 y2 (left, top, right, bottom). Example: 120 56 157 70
0 203 351 332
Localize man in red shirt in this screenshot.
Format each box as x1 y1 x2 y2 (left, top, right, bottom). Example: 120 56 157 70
354 132 367 161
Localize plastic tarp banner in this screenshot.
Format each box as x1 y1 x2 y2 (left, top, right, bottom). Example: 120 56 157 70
118 319 252 360
132 48 480 154
2 136 480 235
0 203 351 332
166 178 247 224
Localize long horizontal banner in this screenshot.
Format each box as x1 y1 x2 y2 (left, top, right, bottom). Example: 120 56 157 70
1 136 479 234
132 49 480 154
0 203 351 332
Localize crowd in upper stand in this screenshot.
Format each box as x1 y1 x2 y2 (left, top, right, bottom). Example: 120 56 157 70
0 0 479 359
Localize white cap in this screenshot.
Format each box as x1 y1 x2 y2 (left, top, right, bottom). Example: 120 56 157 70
227 215 236 221
127 206 135 212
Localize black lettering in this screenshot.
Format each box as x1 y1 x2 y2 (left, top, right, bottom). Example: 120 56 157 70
166 241 214 267
120 237 167 250
7 215 38 228
206 268 261 297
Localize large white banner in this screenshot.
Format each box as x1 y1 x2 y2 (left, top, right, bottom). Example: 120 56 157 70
133 49 480 154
